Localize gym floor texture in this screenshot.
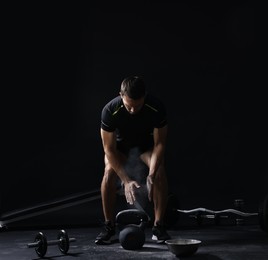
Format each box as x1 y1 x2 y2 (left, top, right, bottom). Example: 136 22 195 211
1 223 267 260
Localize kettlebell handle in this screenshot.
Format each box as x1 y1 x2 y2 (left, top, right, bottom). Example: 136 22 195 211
139 221 147 231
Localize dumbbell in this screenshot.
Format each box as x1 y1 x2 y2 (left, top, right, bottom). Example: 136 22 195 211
27 229 76 257
116 209 149 250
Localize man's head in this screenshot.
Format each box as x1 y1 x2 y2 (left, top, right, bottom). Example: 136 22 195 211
120 76 146 115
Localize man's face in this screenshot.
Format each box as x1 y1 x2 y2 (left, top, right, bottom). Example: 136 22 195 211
120 93 145 115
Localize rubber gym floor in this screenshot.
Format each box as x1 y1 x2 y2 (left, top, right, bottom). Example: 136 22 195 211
1 222 267 260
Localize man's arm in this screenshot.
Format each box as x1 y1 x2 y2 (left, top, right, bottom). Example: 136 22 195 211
100 128 140 204
100 128 130 183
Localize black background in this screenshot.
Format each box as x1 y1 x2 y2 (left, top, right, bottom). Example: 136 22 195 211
2 1 266 223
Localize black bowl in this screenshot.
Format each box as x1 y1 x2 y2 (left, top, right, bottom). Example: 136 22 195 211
165 238 201 257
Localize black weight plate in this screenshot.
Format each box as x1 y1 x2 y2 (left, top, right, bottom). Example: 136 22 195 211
35 232 47 257
58 230 69 254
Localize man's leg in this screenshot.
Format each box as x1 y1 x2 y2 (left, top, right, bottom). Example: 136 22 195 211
150 163 171 242
95 157 118 245
140 152 168 225
152 164 168 225
101 167 118 225
140 151 171 243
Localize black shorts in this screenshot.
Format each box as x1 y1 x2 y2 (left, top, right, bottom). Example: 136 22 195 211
116 141 153 156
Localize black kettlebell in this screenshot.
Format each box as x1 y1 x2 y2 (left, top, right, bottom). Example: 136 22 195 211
119 222 146 250
116 209 149 250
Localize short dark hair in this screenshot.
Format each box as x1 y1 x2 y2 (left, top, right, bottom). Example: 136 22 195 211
120 76 146 100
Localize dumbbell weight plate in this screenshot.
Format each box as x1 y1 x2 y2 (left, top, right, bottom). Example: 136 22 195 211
35 232 48 257
57 230 70 254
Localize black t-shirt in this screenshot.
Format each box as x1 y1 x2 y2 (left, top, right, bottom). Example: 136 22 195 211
101 94 167 151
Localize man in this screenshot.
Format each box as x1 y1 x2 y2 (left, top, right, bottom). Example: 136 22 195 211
95 76 171 245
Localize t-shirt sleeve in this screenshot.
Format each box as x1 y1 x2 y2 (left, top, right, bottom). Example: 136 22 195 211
155 102 167 128
101 105 116 132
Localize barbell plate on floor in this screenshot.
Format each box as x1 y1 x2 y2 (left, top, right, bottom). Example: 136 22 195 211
57 230 70 254
32 232 47 258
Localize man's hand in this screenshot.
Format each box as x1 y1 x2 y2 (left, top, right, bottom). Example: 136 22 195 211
146 175 154 201
124 181 140 205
